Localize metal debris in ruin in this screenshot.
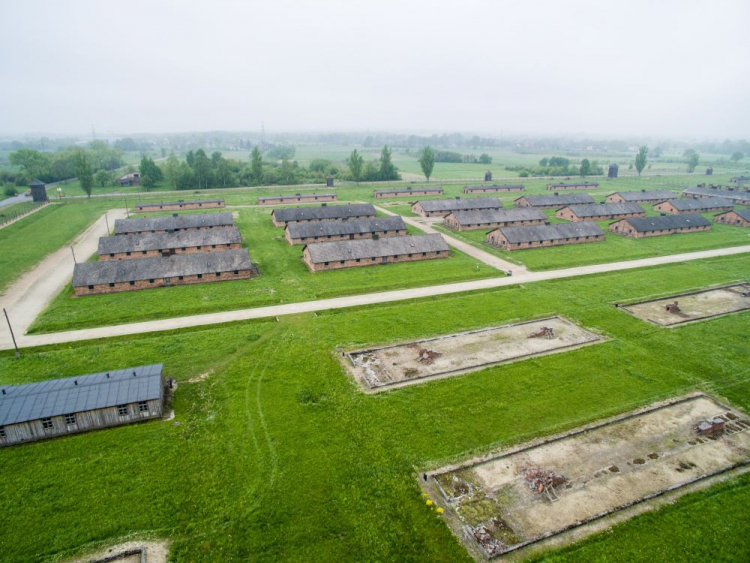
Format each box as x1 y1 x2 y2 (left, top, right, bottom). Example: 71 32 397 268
665 301 681 314
527 326 555 339
416 348 442 365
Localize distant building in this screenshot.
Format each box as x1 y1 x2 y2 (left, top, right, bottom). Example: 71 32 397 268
484 171 492 182
607 164 619 179
271 204 376 227
546 182 599 190
411 197 502 217
29 179 48 202
605 190 675 203
373 187 444 198
0 364 165 447
514 193 594 209
257 193 337 205
486 222 604 250
682 186 750 205
556 203 645 222
714 209 750 228
653 198 733 215
118 172 140 187
706 167 713 175
134 199 225 212
113 212 235 235
443 208 546 231
463 184 525 194
285 216 407 245
326 174 334 187
609 214 711 238
98 227 242 260
730 176 750 183
303 233 449 272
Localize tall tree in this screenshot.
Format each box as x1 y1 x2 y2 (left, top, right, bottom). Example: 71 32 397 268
419 146 435 181
186 150 196 168
347 149 364 184
164 154 180 189
730 151 744 162
379 144 398 181
94 169 110 187
75 151 94 198
634 146 648 177
686 153 700 173
579 158 591 176
250 146 263 185
192 149 212 188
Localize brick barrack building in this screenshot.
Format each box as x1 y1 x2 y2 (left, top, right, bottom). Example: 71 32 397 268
605 190 675 203
463 184 525 194
411 197 502 217
285 216 406 245
443 208 546 231
713 209 750 227
653 198 733 215
682 186 750 206
486 222 604 250
98 227 242 260
0 364 165 446
302 233 449 272
514 193 594 209
546 182 599 190
609 214 711 237
134 199 225 212
73 249 257 295
373 187 444 198
271 204 376 227
556 203 645 222
113 212 235 235
258 193 337 205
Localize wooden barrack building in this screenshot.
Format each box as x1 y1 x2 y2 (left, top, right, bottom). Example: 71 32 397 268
258 193 337 205
653 198 733 215
113 212 235 235
443 208 546 231
556 203 645 222
134 199 225 212
98 227 242 260
714 209 750 228
463 184 525 194
514 193 594 209
373 187 444 198
605 190 675 203
682 186 750 206
285 216 406 245
546 182 599 191
487 222 605 250
271 204 376 227
411 197 502 217
609 214 711 238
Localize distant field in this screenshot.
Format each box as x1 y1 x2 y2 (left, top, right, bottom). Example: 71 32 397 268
30 208 499 333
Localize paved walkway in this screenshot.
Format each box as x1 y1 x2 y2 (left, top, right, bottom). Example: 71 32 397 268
0 209 127 349
2 244 748 351
374 205 524 272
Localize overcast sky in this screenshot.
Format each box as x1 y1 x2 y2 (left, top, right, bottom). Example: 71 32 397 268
1 0 749 139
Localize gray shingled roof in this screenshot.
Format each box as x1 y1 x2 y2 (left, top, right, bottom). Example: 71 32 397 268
306 234 449 263
547 182 599 188
286 216 405 239
723 208 750 221
563 203 645 217
682 186 750 202
258 193 335 201
608 190 675 202
272 204 376 223
517 194 595 207
495 222 604 244
0 364 163 426
73 249 252 287
416 197 502 212
98 227 242 255
113 212 234 234
448 208 546 225
465 184 524 191
374 187 444 195
135 199 224 209
617 214 711 232
662 197 733 211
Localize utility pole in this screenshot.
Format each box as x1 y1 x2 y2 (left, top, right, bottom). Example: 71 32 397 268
104 212 110 235
124 197 129 217
3 308 20 358
71 246 77 264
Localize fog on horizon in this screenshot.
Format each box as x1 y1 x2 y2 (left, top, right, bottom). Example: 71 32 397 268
1 0 749 140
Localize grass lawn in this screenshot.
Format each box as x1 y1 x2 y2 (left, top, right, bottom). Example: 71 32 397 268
1 254 749 562
433 207 750 271
0 202 113 293
30 208 499 333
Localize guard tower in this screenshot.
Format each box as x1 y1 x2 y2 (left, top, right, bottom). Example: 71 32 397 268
29 179 49 202
484 170 492 182
326 174 334 187
706 167 713 176
608 164 619 178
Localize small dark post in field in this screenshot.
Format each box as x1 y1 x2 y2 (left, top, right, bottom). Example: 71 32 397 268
3 308 20 358
70 246 77 264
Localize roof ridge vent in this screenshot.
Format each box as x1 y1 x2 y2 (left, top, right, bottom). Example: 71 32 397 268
133 371 137 377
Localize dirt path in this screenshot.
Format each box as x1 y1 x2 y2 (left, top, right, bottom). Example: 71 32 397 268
0 209 127 346
2 244 748 351
374 204 525 273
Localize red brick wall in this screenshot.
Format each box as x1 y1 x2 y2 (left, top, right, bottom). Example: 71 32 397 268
714 212 750 227
303 248 449 272
443 215 544 231
486 231 604 250
609 222 711 238
74 268 256 296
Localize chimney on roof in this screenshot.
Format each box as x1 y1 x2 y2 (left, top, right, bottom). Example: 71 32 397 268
133 371 137 376
74 380 78 386
372 233 379 240
106 373 110 378
2 389 5 395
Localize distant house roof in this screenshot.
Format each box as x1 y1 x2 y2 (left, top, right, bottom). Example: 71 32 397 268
608 190 675 201
0 364 163 426
660 197 733 211
119 172 140 180
374 187 443 195
73 249 252 287
547 182 599 187
287 216 405 239
113 212 234 234
448 208 546 225
495 222 604 244
135 199 224 209
258 193 335 202
562 203 644 217
272 204 376 223
517 194 595 207
98 227 242 255
305 234 449 263
682 186 750 202
416 197 502 212
617 214 711 232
